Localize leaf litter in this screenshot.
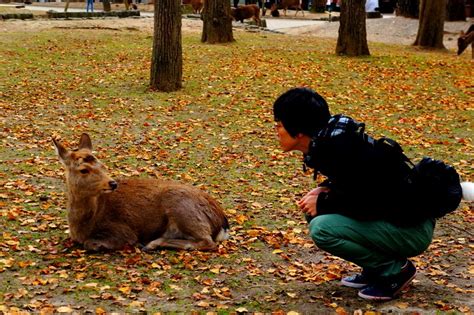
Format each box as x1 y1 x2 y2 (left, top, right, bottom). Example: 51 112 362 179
0 18 473 314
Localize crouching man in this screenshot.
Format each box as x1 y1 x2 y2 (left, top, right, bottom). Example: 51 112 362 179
273 87 435 301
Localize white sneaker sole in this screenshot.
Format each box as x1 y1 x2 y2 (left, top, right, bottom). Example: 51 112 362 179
340 279 368 289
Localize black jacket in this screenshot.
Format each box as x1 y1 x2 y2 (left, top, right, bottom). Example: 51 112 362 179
304 115 419 226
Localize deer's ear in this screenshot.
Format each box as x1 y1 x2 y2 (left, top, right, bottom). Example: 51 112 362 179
53 138 70 165
460 30 465 36
78 133 93 151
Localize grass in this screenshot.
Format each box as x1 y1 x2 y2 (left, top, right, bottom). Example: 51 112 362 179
0 20 473 313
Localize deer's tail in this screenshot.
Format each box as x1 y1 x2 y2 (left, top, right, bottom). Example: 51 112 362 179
203 193 230 242
215 216 230 242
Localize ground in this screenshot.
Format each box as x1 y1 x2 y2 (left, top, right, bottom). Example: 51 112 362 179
0 6 473 314
1 3 472 50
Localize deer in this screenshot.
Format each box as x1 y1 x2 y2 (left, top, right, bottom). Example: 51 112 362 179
231 4 261 26
182 0 203 14
457 24 474 59
280 0 304 17
53 133 229 252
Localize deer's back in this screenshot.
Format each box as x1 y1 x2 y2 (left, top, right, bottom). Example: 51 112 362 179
99 178 227 243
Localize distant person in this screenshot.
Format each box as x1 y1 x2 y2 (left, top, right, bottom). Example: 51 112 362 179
86 0 94 13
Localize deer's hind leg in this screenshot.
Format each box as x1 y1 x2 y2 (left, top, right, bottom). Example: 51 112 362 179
143 190 222 251
142 215 218 251
142 237 217 252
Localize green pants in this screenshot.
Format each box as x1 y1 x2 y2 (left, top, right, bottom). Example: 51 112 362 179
309 214 435 278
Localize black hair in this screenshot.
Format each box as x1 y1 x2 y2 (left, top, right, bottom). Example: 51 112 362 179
273 87 331 137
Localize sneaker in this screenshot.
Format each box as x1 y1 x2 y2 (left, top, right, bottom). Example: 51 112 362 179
358 260 417 301
341 271 372 289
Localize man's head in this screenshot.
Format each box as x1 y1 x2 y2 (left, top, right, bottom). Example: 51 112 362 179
273 87 331 138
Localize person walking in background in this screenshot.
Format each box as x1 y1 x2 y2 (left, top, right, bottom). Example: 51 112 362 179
86 0 94 13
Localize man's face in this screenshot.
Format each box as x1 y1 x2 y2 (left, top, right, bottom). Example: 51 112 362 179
275 121 299 152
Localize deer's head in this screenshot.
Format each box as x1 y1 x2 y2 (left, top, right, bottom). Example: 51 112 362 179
53 133 118 198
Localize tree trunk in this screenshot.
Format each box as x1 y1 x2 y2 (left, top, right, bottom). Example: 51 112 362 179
336 0 370 56
150 0 183 92
103 0 111 12
396 0 419 18
201 0 235 44
446 0 466 21
64 0 70 12
413 0 446 49
312 0 327 12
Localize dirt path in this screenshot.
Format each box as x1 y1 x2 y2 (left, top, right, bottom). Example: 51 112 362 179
279 16 472 50
1 12 472 50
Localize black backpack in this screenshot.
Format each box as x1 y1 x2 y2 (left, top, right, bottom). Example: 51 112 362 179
407 157 463 219
311 115 464 221
357 123 463 219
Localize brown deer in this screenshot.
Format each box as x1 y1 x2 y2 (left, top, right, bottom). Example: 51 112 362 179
182 0 203 14
231 4 261 26
280 0 304 17
53 133 229 252
457 24 474 58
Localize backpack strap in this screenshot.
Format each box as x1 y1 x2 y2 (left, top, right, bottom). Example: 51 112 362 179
377 137 415 167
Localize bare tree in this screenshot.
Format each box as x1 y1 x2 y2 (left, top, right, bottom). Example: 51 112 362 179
150 0 182 91
336 0 370 56
64 0 70 12
446 0 466 21
312 0 327 12
414 0 446 49
201 0 234 44
396 0 419 18
103 0 111 12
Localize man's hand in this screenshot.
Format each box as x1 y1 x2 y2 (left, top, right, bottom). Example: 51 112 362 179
297 187 330 217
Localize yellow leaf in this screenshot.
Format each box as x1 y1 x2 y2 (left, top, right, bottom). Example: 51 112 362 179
118 286 131 294
335 306 348 315
235 214 248 224
468 266 474 274
235 307 248 312
0 258 15 268
196 301 209 308
395 302 409 309
251 202 263 209
129 301 145 308
57 306 73 313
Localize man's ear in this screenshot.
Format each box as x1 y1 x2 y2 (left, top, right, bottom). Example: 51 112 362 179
53 138 70 165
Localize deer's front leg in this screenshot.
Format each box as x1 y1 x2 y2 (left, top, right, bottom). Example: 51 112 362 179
83 236 134 251
83 239 110 251
83 225 138 251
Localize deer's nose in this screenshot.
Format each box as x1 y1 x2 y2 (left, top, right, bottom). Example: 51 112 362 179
109 181 118 190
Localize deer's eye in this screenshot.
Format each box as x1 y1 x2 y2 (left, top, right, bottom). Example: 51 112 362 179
80 169 90 174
